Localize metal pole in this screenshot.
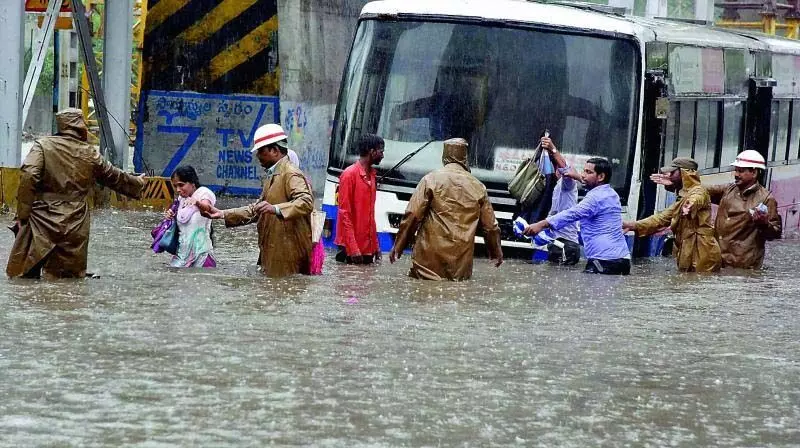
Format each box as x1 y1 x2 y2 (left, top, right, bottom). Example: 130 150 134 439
0 0 25 167
22 0 60 125
53 30 60 134
72 0 116 165
103 0 134 169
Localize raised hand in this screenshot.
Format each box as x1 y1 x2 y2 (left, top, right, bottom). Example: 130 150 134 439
650 173 673 186
541 136 556 153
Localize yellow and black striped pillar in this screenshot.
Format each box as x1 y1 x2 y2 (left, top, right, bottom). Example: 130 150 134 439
143 0 279 95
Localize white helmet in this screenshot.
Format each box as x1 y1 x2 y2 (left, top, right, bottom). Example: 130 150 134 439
731 150 766 170
251 123 288 153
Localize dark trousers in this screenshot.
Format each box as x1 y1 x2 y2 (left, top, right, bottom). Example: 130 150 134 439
547 238 581 265
584 258 631 275
335 247 374 265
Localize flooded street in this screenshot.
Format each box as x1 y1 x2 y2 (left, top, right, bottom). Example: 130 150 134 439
1 209 798 446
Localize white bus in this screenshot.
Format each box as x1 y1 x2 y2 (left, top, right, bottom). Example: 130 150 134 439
322 0 800 257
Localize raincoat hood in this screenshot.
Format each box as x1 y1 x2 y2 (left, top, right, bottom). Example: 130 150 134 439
442 138 470 172
678 168 701 196
55 108 89 141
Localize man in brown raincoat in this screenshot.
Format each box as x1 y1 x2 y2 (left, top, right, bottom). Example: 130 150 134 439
207 124 313 277
6 108 145 279
623 157 721 272
388 138 503 281
706 150 782 269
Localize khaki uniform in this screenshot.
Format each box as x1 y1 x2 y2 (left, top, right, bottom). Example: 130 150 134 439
393 139 502 281
635 169 721 272
224 157 313 277
707 183 782 269
6 109 145 278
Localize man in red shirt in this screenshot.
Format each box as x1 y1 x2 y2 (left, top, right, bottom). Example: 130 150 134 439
334 134 385 264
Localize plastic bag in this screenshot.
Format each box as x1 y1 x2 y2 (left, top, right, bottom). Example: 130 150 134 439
158 220 180 255
508 144 546 207
151 200 180 255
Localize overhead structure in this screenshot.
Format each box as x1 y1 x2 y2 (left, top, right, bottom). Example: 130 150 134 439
716 0 800 38
72 0 117 163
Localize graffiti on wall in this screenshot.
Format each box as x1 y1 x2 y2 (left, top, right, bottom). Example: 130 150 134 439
282 102 335 195
135 90 280 196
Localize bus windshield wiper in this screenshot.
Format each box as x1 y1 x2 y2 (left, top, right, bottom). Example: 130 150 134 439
377 139 435 186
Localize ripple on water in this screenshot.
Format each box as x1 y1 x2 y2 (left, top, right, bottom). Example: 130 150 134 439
0 210 798 446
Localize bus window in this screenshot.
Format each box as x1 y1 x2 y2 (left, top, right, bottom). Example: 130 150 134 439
677 101 695 159
694 101 720 169
663 102 680 160
721 101 744 166
724 49 750 96
770 101 791 162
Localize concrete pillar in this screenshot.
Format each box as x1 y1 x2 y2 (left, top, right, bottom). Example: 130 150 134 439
645 0 668 18
103 0 134 169
0 1 25 167
608 0 635 14
57 30 80 110
694 0 715 22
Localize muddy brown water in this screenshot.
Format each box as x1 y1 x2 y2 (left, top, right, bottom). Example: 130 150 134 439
1 209 798 446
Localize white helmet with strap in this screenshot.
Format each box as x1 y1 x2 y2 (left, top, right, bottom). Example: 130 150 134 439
731 150 766 169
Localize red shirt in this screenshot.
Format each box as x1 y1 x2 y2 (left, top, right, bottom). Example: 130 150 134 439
334 162 379 256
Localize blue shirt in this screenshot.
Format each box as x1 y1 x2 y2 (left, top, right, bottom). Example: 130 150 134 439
546 183 629 260
548 167 579 243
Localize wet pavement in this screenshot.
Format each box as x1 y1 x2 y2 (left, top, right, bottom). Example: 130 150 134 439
0 209 798 446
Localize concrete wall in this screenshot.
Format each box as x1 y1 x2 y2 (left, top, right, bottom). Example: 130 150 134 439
276 0 369 196
135 0 282 192
135 0 367 197
23 93 53 135
135 90 280 196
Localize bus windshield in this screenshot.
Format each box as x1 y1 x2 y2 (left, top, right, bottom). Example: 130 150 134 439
329 19 640 198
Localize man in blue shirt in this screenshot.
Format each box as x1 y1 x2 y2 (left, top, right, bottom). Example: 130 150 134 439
523 157 631 275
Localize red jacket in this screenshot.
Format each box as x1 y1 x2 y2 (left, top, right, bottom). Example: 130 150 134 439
334 162 379 256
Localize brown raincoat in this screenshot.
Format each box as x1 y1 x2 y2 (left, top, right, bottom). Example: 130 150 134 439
634 169 721 272
223 156 313 277
707 182 782 269
392 138 502 281
6 109 145 278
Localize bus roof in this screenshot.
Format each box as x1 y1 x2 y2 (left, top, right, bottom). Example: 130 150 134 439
361 0 643 37
362 0 800 53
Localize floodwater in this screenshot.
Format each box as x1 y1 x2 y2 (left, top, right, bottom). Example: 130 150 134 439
0 209 798 446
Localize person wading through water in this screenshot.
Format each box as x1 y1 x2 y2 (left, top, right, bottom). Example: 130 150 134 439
623 157 721 273
389 138 503 281
6 108 145 279
205 124 314 277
